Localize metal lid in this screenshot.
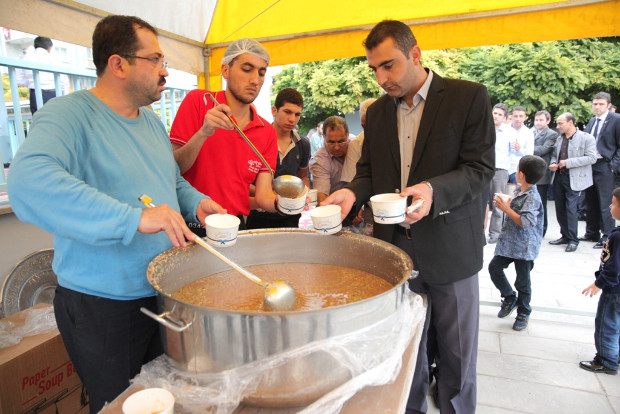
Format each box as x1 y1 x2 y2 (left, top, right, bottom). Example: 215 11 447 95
0 249 57 318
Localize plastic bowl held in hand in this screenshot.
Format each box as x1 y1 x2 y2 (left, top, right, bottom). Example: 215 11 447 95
307 189 318 207
122 387 174 414
277 187 308 215
309 205 342 234
370 193 407 224
205 214 241 247
494 193 512 203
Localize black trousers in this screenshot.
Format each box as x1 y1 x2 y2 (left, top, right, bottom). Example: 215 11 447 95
553 173 580 243
584 159 616 240
53 286 163 413
245 210 301 229
29 88 56 114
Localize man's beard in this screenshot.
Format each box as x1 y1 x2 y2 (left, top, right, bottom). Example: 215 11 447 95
228 83 257 105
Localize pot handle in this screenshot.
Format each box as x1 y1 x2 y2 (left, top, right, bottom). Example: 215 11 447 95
140 307 192 332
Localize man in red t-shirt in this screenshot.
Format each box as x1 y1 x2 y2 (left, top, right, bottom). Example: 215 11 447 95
170 38 278 233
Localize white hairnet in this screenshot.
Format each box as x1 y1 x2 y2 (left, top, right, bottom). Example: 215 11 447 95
222 38 270 66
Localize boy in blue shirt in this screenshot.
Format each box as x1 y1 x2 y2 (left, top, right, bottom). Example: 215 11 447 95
579 187 620 375
489 155 546 331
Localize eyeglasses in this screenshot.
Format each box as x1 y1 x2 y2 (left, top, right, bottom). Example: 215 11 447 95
122 54 168 69
325 140 348 146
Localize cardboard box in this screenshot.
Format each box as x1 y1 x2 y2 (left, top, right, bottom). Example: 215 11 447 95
0 304 89 414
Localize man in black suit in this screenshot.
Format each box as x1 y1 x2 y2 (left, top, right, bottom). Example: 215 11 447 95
533 110 559 236
581 92 620 248
324 20 495 414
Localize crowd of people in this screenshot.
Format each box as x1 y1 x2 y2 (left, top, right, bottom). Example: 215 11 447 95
6 13 619 414
485 94 620 381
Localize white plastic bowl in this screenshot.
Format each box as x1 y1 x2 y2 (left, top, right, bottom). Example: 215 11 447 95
370 193 407 224
122 387 174 414
309 205 342 234
205 214 241 247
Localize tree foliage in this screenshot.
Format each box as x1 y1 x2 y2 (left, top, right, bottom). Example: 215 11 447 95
272 57 382 133
460 39 620 125
2 75 29 102
272 37 620 132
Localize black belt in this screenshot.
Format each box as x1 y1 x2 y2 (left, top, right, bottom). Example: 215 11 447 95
394 225 412 240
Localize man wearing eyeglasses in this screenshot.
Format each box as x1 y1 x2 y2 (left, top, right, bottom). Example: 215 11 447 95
8 15 225 413
309 115 351 203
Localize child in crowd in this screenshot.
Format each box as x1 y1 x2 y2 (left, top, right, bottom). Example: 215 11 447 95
579 187 620 375
488 155 546 331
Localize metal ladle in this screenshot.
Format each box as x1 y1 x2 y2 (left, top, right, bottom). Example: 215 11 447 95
204 93 305 198
139 195 297 311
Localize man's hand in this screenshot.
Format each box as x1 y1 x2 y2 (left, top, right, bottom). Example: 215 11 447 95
582 282 601 297
322 189 356 221
200 104 234 138
196 198 227 226
400 183 433 224
138 204 196 247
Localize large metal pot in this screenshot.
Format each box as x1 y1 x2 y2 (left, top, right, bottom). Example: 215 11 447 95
145 229 414 407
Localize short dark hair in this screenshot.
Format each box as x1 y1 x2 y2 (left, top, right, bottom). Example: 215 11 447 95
363 20 417 58
613 187 620 203
274 88 303 110
323 116 349 136
518 155 547 185
561 112 576 125
593 92 612 104
512 106 527 114
34 37 53 50
535 110 551 121
493 103 508 117
92 15 158 76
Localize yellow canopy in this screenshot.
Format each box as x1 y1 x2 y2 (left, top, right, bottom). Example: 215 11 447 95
3 0 619 90
204 0 620 88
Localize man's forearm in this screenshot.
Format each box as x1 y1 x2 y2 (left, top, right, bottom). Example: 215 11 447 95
172 131 208 174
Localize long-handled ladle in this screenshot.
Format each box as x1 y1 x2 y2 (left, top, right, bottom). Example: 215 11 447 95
139 195 297 311
203 92 305 199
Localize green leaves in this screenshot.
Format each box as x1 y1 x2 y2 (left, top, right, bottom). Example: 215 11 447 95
273 37 620 132
273 57 381 133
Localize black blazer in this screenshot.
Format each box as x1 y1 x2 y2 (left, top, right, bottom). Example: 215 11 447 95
347 72 495 285
585 112 620 173
533 127 559 185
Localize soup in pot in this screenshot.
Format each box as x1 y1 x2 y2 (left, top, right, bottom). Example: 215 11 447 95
172 262 393 311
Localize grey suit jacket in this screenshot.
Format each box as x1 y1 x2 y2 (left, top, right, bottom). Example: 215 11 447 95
533 127 559 185
550 130 596 191
347 72 495 285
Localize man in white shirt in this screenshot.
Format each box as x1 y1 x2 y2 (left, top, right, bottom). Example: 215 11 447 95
488 103 513 243
508 106 535 183
16 37 69 114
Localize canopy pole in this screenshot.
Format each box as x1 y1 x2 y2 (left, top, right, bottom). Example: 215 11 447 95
201 47 211 90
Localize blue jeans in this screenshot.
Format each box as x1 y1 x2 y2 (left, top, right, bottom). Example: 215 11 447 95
594 291 620 371
488 255 533 315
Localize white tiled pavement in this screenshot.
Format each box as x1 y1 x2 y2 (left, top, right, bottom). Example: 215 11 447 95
426 201 620 413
